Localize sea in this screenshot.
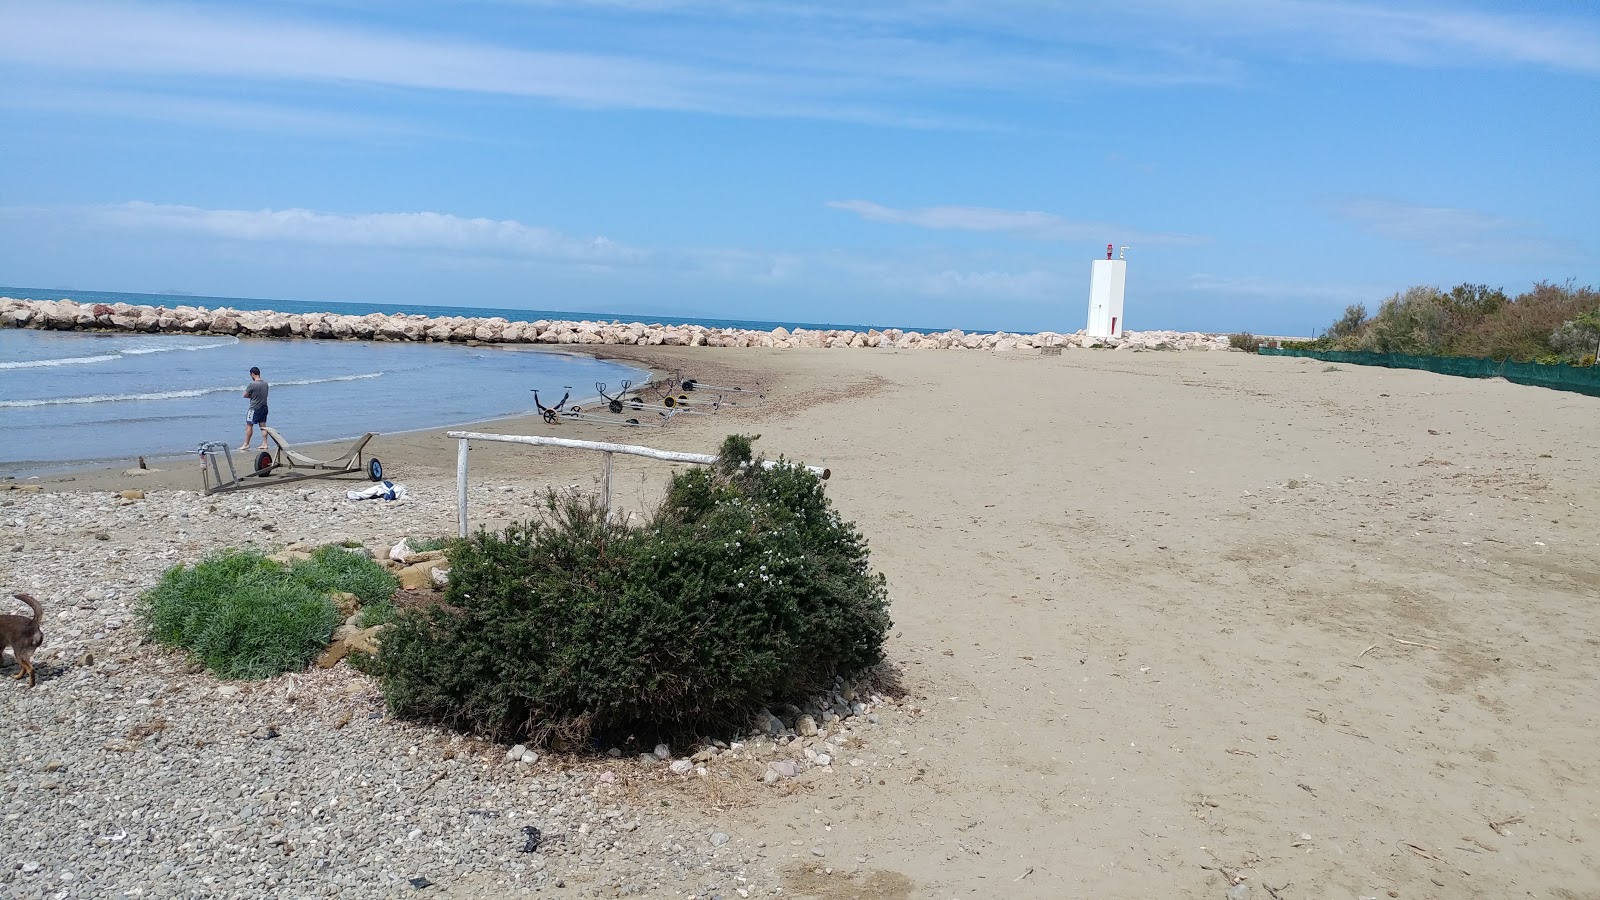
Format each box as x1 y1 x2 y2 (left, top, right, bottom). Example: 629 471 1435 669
0 286 822 476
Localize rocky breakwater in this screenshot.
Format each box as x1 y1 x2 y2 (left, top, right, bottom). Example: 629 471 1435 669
2 296 1233 351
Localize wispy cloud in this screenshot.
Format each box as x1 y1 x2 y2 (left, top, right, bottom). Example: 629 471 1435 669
1329 197 1569 262
0 85 418 138
1185 272 1383 303
828 200 1205 246
5 200 1068 301
6 0 1590 139
1121 0 1600 74
70 202 640 264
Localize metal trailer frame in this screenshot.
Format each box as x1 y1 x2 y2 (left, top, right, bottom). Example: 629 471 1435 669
196 429 385 495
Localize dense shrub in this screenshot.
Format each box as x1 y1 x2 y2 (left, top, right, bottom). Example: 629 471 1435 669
1227 332 1261 352
1319 280 1598 363
138 545 396 679
1549 310 1600 365
376 435 892 748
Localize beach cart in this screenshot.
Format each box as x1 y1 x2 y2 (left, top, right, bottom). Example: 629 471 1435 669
196 428 384 495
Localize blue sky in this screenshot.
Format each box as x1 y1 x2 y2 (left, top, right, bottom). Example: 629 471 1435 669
0 1 1595 334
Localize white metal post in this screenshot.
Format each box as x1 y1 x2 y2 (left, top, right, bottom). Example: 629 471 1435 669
456 437 470 537
602 451 613 521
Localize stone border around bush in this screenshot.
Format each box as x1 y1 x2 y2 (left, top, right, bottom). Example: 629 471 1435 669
2 297 1233 351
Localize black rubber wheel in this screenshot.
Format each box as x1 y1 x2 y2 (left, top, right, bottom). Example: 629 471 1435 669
608 398 623 413
542 409 557 424
663 396 676 408
367 458 384 482
682 379 697 391
570 405 582 414
254 451 274 475
625 418 640 425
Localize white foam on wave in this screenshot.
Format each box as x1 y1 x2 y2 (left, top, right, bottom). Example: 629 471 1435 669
121 337 239 355
0 371 383 408
0 353 122 370
0 336 239 369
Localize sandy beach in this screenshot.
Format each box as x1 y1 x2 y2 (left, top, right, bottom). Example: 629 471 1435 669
4 344 1598 899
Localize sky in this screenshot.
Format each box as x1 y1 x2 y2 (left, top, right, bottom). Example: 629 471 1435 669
0 1 1596 334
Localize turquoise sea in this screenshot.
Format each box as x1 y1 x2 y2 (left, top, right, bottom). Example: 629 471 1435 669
0 307 648 476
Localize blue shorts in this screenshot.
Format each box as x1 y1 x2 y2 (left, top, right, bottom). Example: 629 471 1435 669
247 406 269 425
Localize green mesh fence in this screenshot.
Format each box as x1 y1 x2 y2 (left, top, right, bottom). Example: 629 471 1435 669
1258 348 1600 398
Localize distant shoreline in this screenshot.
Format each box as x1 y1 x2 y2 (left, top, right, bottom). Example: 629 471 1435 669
2 296 1234 352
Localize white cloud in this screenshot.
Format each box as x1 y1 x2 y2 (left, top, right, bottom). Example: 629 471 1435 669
0 3 737 112
5 0 1588 139
76 202 641 264
1185 272 1383 303
1125 0 1600 73
1329 197 1566 261
828 200 1205 246
0 85 418 137
5 200 1069 302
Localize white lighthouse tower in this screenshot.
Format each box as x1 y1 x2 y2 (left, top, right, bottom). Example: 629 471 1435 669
1085 243 1127 338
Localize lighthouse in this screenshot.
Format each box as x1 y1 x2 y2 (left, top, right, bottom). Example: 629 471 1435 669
1085 244 1127 338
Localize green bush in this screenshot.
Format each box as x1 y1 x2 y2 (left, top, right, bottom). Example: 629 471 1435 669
376 435 891 748
138 544 396 679
1227 332 1261 352
1320 280 1598 362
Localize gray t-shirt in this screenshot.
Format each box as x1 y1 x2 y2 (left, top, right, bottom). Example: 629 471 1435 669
245 379 269 411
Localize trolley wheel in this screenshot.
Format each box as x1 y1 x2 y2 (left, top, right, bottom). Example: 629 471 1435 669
663 396 676 408
367 458 384 482
625 418 640 425
570 405 582 414
682 379 697 391
254 451 274 475
542 408 558 424
608 398 623 414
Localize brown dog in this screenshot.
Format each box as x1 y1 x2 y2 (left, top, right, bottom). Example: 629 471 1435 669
2 593 44 687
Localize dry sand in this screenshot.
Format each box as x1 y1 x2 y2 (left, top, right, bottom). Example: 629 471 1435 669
16 345 1600 898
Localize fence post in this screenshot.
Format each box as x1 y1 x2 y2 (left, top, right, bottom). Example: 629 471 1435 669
456 437 470 537
602 451 613 522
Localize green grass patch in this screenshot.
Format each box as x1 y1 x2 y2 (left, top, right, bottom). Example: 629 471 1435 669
138 544 398 680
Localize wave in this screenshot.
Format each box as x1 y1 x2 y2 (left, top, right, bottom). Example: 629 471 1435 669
121 337 239 355
0 336 239 369
0 353 121 370
0 371 383 409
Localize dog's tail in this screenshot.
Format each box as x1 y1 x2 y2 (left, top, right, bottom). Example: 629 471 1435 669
12 593 41 625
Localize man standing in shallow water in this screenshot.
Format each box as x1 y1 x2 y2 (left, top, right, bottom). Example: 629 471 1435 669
239 366 270 452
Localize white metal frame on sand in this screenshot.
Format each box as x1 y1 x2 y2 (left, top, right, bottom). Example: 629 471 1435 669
446 431 830 537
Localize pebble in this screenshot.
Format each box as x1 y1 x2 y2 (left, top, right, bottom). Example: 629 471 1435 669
0 482 899 899
1226 884 1251 900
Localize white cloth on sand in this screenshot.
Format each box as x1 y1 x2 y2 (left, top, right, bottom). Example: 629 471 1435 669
347 480 406 501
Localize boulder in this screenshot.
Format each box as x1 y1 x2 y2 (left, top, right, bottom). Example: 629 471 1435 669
343 624 388 656
329 591 362 618
315 642 350 669
398 558 448 589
